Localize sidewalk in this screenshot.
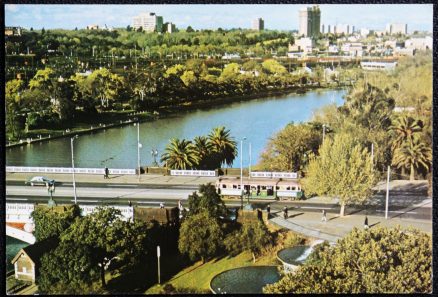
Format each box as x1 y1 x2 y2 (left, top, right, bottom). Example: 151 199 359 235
6 172 217 187
269 208 432 243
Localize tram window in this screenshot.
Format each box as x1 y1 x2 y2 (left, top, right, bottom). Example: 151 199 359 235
286 186 291 190
276 186 280 190
222 184 226 188
292 187 296 190
262 186 266 190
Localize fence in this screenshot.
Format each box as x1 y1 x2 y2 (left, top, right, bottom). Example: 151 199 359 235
79 205 133 221
250 171 298 179
6 203 35 223
170 170 217 177
6 166 136 175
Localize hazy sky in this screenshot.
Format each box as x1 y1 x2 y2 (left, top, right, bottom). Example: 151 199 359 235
5 4 433 32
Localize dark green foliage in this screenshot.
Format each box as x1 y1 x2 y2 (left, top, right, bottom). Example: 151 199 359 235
30 205 81 241
187 183 227 218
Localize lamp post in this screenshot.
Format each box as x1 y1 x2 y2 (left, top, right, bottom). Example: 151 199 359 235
249 142 252 178
136 122 142 180
322 124 326 144
240 137 246 209
71 135 78 204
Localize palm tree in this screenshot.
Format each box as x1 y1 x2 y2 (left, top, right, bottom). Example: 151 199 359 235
390 114 423 151
208 126 237 168
193 136 213 169
160 138 199 170
392 139 432 181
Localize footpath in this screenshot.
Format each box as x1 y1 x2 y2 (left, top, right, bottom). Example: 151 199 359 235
269 197 432 242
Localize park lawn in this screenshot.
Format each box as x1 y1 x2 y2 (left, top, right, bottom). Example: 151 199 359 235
145 250 280 294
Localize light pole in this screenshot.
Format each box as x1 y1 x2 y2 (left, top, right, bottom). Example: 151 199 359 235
137 122 142 180
385 166 390 219
71 135 78 204
240 137 246 209
322 124 326 144
249 142 252 179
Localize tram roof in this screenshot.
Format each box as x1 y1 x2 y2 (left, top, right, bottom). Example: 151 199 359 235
217 177 300 186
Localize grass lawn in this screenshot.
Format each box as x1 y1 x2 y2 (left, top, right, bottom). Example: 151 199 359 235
145 249 281 294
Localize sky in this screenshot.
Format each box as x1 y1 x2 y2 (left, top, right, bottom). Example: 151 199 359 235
5 4 433 33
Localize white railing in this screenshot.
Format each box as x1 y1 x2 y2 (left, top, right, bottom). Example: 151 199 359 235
250 171 298 179
79 205 133 221
6 166 136 175
6 203 35 223
170 170 216 177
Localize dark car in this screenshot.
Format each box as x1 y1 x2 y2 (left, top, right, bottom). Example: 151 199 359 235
25 176 55 187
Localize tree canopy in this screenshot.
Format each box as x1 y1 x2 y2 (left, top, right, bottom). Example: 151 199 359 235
264 227 432 294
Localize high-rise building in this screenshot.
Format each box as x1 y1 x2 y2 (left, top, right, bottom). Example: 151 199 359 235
132 12 163 32
252 18 264 31
386 23 408 35
165 22 176 33
298 5 321 38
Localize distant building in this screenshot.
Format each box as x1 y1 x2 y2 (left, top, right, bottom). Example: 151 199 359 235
5 26 22 36
289 37 315 53
386 23 408 35
404 36 432 51
165 22 176 33
298 5 321 38
86 24 99 30
360 28 371 37
133 12 163 32
360 61 397 71
252 18 264 31
341 42 364 56
335 24 351 35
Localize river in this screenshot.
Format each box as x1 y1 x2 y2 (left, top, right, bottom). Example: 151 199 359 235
6 89 345 169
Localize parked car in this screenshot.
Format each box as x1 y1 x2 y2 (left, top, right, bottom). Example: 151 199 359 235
25 176 55 187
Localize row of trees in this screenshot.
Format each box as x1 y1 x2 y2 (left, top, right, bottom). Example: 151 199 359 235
7 56 313 141
160 126 237 170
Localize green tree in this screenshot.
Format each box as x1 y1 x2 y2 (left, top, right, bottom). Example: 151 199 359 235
389 114 423 152
192 136 213 169
208 126 237 168
262 59 287 75
88 68 124 109
259 122 321 172
392 139 432 181
178 211 223 263
220 62 240 82
264 227 432 294
5 79 25 139
224 221 272 263
187 183 227 218
161 138 199 170
303 133 377 216
30 205 81 241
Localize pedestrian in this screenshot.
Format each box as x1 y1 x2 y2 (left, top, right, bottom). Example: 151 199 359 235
322 209 327 222
105 167 109 179
283 206 288 219
160 202 164 209
178 200 183 210
267 204 271 216
364 216 369 229
128 200 132 207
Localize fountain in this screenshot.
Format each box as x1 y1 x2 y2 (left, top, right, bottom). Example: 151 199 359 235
210 266 281 294
277 240 324 273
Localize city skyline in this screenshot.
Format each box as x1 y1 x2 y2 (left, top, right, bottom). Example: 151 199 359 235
5 4 433 32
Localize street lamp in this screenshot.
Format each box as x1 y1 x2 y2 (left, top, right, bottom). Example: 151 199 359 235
322 124 326 144
71 135 78 204
240 137 247 210
136 122 142 180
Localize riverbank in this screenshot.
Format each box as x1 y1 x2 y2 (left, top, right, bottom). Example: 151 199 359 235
7 84 345 149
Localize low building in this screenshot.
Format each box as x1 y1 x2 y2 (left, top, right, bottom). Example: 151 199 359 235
87 24 99 30
134 207 179 226
5 26 22 36
394 47 415 57
404 36 433 51
11 238 58 283
289 37 315 54
360 61 397 71
341 42 364 56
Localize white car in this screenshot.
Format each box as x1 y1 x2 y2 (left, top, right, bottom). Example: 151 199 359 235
25 176 55 187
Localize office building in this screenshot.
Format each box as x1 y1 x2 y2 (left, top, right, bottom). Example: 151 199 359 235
132 12 163 32
298 5 321 38
335 24 350 35
386 23 408 35
252 18 264 31
165 22 176 33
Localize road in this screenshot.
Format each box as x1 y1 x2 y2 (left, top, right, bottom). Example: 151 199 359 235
5 182 431 220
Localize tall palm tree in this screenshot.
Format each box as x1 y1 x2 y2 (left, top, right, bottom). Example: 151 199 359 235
208 126 237 168
392 139 432 181
160 138 199 170
193 136 213 170
390 114 423 151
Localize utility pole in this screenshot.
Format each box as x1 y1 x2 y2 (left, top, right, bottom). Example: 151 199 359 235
385 166 390 219
322 124 326 144
240 137 246 209
157 246 161 284
137 122 141 181
71 135 78 204
249 142 252 178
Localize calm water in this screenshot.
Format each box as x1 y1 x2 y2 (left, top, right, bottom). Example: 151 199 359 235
6 89 345 168
6 236 28 272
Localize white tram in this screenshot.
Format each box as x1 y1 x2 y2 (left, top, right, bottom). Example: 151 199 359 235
215 177 303 200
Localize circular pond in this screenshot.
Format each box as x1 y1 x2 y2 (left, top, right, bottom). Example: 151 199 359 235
210 266 281 294
277 245 312 266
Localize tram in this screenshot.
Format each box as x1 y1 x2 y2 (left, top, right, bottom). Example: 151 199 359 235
215 176 303 201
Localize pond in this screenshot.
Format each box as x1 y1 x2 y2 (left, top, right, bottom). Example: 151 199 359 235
210 266 281 294
6 89 345 168
277 245 312 266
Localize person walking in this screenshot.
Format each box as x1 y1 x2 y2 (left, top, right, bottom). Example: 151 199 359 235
283 206 288 219
128 200 132 207
105 167 109 179
364 216 369 229
322 209 327 222
266 204 271 217
160 202 165 209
